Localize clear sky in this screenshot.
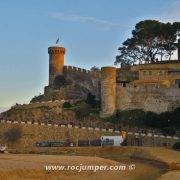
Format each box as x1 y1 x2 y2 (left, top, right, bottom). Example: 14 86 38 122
0 0 179 110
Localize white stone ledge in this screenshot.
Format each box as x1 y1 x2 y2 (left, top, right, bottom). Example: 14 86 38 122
115 130 120 133
13 121 18 124
88 127 93 130
61 125 66 128
74 126 79 129
166 136 171 139
67 124 72 128
173 137 179 140
47 123 52 126
54 124 58 127
27 121 32 124
154 135 159 137
128 132 133 135
7 120 12 123
101 129 106 132
82 127 86 129
41 123 45 126
108 129 113 132
95 127 100 131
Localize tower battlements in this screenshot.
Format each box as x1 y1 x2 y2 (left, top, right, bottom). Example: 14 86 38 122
48 46 65 54
46 42 180 117
63 65 101 78
48 46 66 85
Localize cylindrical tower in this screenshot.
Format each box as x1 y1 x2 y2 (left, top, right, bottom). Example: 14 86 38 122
100 66 116 117
48 45 66 85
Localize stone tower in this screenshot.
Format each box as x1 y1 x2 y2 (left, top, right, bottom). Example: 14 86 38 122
48 45 66 85
100 66 116 117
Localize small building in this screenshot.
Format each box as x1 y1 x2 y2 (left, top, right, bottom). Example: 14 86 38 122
101 136 124 147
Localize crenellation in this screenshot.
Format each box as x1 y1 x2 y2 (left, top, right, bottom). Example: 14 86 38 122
45 43 180 116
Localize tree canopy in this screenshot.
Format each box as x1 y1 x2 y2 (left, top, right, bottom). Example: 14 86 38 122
115 20 180 67
90 66 100 72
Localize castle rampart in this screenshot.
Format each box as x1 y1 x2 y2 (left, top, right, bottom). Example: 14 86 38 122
46 43 180 116
63 65 101 78
100 67 116 117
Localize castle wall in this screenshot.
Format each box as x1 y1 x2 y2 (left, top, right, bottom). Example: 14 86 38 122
100 67 116 117
131 61 180 71
116 83 180 113
116 68 139 83
63 66 101 99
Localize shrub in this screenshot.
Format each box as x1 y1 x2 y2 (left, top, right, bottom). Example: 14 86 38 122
75 105 90 119
86 93 99 108
115 109 146 127
172 142 180 150
144 111 159 127
105 108 180 135
161 127 176 136
3 126 22 143
62 102 72 109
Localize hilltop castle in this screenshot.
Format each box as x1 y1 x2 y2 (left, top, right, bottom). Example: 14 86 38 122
43 43 180 117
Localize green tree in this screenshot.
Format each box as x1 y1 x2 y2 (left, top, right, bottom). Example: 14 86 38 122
115 20 180 66
90 66 100 72
62 102 72 109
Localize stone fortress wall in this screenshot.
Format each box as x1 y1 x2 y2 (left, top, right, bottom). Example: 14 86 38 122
46 44 180 117
115 62 180 115
0 120 179 148
116 83 180 113
63 65 101 99
63 65 101 78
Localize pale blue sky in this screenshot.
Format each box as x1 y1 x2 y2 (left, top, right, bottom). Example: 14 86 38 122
0 0 179 109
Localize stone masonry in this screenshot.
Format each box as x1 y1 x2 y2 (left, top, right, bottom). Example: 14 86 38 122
45 43 180 117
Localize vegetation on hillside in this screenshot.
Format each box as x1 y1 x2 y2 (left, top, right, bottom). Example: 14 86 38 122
105 108 180 136
173 141 180 150
3 126 22 143
115 20 180 67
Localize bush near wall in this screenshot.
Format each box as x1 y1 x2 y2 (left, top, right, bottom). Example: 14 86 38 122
172 142 180 150
105 108 180 136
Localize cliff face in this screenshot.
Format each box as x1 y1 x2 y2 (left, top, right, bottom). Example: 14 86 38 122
1 101 113 128
63 66 101 100
116 83 180 113
33 80 91 103
1 101 75 124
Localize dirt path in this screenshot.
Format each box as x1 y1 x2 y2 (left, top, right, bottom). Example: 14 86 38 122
0 153 161 180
